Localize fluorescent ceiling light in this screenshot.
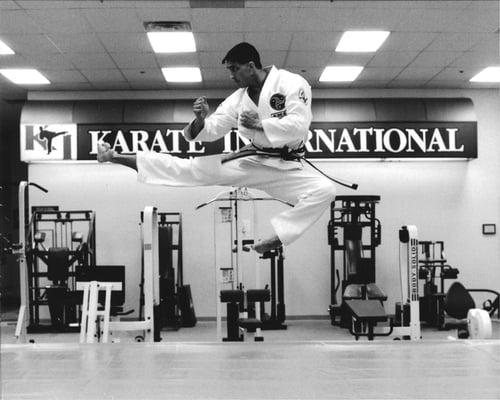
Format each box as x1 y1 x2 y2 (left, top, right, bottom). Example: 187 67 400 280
336 31 390 52
0 39 14 55
162 67 202 82
147 32 196 53
470 66 500 82
319 66 363 82
0 69 50 84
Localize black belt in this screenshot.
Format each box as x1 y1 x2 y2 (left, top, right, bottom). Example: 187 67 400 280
221 143 358 190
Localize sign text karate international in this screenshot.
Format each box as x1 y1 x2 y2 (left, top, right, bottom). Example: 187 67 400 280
78 121 477 160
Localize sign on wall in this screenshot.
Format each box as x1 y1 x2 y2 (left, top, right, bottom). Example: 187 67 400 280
21 121 477 162
20 124 77 162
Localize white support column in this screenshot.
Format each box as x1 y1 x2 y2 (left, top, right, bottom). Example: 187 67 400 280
15 182 28 342
142 206 158 343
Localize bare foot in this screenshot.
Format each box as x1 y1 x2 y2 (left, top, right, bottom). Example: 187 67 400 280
253 235 282 254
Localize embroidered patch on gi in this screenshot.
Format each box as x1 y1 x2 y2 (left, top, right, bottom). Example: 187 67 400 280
270 93 286 110
271 110 287 118
298 88 308 104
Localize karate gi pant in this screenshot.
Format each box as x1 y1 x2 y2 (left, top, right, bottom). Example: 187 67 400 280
137 152 336 245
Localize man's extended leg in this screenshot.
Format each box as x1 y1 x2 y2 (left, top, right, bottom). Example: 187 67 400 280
136 152 336 251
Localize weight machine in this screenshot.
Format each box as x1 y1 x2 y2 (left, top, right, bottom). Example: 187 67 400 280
344 225 421 341
14 181 96 340
327 195 383 327
80 206 160 343
138 211 196 331
197 188 291 341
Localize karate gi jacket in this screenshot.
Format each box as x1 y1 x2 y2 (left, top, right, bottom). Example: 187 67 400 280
184 65 312 170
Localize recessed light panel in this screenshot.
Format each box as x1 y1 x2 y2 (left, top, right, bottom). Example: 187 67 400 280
319 66 364 82
0 39 14 55
0 69 50 84
162 67 202 82
336 31 390 52
470 67 500 82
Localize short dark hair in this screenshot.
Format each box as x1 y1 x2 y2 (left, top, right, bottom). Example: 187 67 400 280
222 42 262 69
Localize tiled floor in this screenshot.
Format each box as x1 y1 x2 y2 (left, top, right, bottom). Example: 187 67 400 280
1 318 499 399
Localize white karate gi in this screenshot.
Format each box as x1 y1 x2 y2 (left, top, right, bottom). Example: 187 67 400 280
137 66 336 245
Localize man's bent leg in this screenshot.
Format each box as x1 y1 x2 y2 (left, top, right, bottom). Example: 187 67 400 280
259 173 337 247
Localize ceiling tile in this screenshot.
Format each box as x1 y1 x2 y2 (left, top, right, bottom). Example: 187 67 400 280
357 67 403 81
406 1 472 9
0 54 29 68
395 67 443 80
135 7 191 21
347 8 410 30
196 33 245 51
198 51 226 68
293 7 354 31
22 53 75 70
468 34 500 53
40 69 88 83
409 51 462 67
0 34 60 54
286 67 323 83
155 53 200 67
242 8 297 32
466 1 500 9
110 53 158 69
429 67 476 82
0 1 21 9
98 33 152 53
201 68 229 81
285 51 331 68
380 32 438 52
426 33 493 51
16 1 103 9
368 51 418 67
259 50 287 68
83 9 144 33
80 69 126 83
47 34 107 53
25 9 93 34
442 9 500 32
0 11 44 34
202 80 231 90
244 32 292 51
66 53 117 69
450 51 500 68
290 32 342 51
133 1 188 7
121 68 164 82
398 8 499 33
191 9 245 32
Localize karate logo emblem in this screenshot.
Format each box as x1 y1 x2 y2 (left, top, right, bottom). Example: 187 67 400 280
270 93 286 110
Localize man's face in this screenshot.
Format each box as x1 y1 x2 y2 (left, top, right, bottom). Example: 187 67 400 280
225 61 253 87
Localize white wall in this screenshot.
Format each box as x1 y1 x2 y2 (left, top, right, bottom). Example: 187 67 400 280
28 88 500 320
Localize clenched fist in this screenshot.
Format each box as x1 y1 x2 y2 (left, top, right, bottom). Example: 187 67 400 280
97 142 115 163
239 111 263 130
193 96 209 121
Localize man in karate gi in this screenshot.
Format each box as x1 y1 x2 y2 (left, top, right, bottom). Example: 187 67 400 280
97 42 337 253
